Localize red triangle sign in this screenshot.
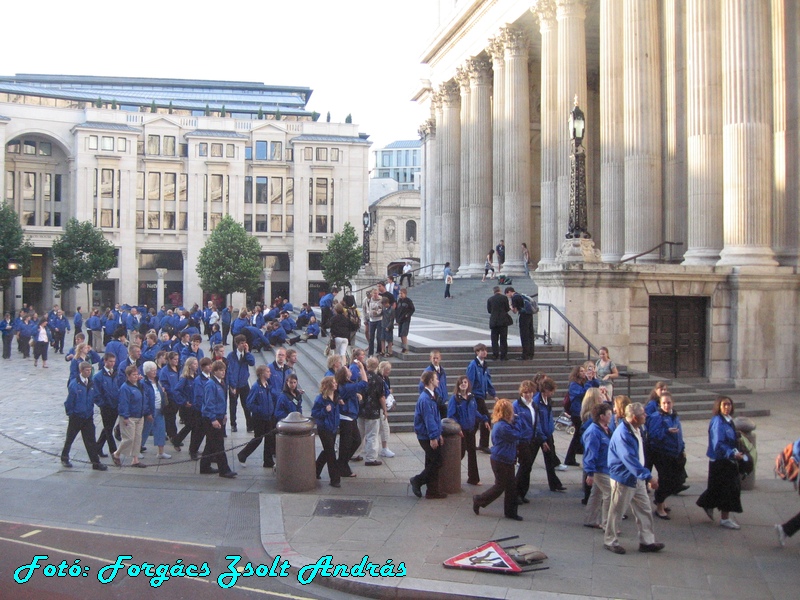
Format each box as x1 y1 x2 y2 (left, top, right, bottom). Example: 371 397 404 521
443 541 522 573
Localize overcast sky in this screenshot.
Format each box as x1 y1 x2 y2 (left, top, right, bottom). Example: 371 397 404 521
1 0 441 148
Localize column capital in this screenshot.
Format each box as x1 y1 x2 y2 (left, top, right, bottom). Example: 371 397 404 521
487 36 504 64
467 57 493 86
555 0 589 13
499 26 529 57
531 0 557 24
439 80 461 106
455 65 471 91
155 268 167 278
418 119 436 139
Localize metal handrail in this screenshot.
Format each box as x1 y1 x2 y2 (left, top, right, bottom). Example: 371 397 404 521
619 241 684 264
538 301 600 362
350 263 447 296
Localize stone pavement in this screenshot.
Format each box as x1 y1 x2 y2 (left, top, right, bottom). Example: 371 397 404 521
1 342 800 599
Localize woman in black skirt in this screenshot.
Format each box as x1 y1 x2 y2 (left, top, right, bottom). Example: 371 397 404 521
647 393 687 519
696 396 745 530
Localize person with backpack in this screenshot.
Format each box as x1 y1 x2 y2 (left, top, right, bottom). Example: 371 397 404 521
506 287 534 361
775 437 800 546
361 357 387 466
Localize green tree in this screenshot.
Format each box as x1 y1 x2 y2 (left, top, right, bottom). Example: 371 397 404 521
168 101 173 114
345 113 352 124
204 103 210 116
0 203 32 296
95 97 103 108
220 105 227 117
51 218 116 309
196 215 262 299
111 99 117 109
311 111 320 122
321 222 362 292
150 100 157 113
274 108 281 121
326 111 331 123
257 106 264 120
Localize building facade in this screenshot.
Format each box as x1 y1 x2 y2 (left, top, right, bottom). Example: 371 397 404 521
370 140 421 191
366 189 421 278
414 0 800 390
0 74 370 312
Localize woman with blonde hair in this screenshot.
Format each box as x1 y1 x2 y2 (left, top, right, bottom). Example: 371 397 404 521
472 398 523 521
612 395 631 432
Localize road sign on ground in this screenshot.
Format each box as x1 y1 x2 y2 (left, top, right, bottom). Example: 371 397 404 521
442 541 522 574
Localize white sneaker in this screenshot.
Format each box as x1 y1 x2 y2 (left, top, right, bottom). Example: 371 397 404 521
157 453 171 459
138 453 144 459
380 448 395 458
556 464 569 471
720 518 741 530
775 524 788 547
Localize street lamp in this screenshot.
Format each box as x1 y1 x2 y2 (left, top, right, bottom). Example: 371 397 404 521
362 211 371 265
566 95 590 240
7 258 21 271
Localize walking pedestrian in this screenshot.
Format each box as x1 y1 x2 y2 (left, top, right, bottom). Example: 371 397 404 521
410 370 447 499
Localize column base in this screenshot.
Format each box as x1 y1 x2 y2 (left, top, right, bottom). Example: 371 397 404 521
498 259 529 277
456 263 485 277
717 245 778 267
556 239 602 264
682 248 721 266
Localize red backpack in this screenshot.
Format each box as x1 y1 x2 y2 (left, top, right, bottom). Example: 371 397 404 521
775 442 799 486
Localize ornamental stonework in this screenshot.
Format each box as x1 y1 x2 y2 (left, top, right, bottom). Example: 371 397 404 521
467 57 493 86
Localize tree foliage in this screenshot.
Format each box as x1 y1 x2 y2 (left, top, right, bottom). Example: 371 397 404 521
321 222 362 291
345 113 352 124
51 219 116 307
196 215 262 298
0 203 32 290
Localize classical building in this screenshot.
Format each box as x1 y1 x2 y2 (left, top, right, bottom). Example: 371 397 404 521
414 0 799 390
365 189 421 278
0 74 370 311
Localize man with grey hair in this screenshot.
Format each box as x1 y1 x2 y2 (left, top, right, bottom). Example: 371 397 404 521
604 402 664 554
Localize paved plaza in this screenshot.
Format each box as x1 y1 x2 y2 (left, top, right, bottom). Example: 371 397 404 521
1 341 799 599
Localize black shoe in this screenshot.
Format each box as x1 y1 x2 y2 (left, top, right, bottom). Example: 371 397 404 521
552 487 567 493
677 484 691 494
131 463 147 468
61 459 73 468
98 451 109 458
246 428 254 433
141 446 147 453
93 463 108 471
581 498 588 506
564 461 580 467
190 453 199 461
330 481 341 488
639 542 665 553
515 357 527 361
219 471 237 479
171 438 183 448
263 463 274 468
472 495 481 515
604 544 626 555
519 496 530 504
409 477 422 498
200 468 219 475
365 460 383 466
478 447 491 455
653 511 671 521
231 425 237 432
505 514 523 521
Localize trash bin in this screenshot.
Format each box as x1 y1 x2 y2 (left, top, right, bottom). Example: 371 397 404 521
438 418 463 494
734 417 757 491
275 412 317 492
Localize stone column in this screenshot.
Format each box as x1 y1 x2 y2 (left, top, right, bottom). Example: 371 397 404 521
683 0 724 265
13 274 23 312
156 268 167 310
784 0 800 265
468 56 493 274
439 80 462 271
456 65 472 275
533 1 559 264
622 0 663 262
263 267 273 307
556 0 588 243
431 97 443 275
418 121 430 274
488 37 506 253
501 26 531 276
717 0 777 266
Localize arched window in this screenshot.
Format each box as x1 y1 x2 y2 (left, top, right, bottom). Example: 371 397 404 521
405 220 417 242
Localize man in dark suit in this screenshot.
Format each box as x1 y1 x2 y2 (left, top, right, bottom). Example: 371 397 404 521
486 286 512 360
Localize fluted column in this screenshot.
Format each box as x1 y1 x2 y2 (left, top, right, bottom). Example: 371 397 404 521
556 0 588 243
501 27 531 276
599 0 624 262
419 119 435 273
783 0 800 264
533 1 559 264
488 37 506 251
622 0 662 261
456 66 472 275
683 0 724 265
468 57 494 272
717 0 777 266
431 97 443 274
439 80 462 270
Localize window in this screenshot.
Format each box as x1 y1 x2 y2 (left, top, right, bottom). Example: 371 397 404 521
286 178 294 205
147 172 160 201
211 143 223 157
198 143 208 157
244 214 253 232
163 212 176 230
136 211 145 229
270 141 282 160
303 147 313 161
54 175 62 202
163 136 176 156
23 141 36 155
381 151 391 167
316 147 327 161
255 215 268 232
136 172 145 201
101 209 115 228
6 172 14 200
245 146 252 160
137 140 145 155
44 174 52 201
93 169 98 198
6 141 19 153
23 172 35 200
270 177 282 204
39 142 52 156
308 252 324 270
315 215 328 233
244 176 253 203
226 144 235 158
316 178 328 205
179 174 187 201
147 135 160 155
179 143 188 157
255 141 268 160
210 175 223 202
406 220 417 242
270 215 282 232
179 213 188 231
330 148 339 161
117 137 127 152
102 169 114 199
286 215 294 233
148 212 160 229
285 148 294 162
413 150 419 166
164 173 176 201
53 212 61 227
256 176 268 203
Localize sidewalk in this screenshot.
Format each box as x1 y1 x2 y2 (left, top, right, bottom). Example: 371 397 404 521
1 342 799 599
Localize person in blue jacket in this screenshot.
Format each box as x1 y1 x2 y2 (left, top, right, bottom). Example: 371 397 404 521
530 376 567 492
50 309 70 354
220 305 232 346
280 312 296 333
336 362 368 476
231 309 248 337
85 309 102 350
188 357 213 460
140 361 172 460
179 334 204 369
237 365 276 469
311 376 342 487
472 398 522 520
158 351 181 447
319 288 336 337
583 403 613 529
32 317 53 368
295 303 314 329
466 344 495 453
105 330 128 367
61 361 107 470
512 380 538 503
564 364 599 467
72 307 83 347
92 352 120 457
112 365 149 468
226 335 255 433
266 322 287 346
208 324 222 351
274 374 303 422
696 396 745 530
647 393 687 519
172 357 198 450
604 402 663 555
448 375 489 486
200 360 236 478
2 312 15 359
16 314 35 359
410 370 447 499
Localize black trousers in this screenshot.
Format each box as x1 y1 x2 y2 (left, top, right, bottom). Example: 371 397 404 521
399 273 412 287
73 325 82 347
315 428 339 485
162 405 178 440
238 417 275 467
61 415 101 464
564 415 584 465
19 335 31 358
173 405 194 444
188 408 205 455
490 325 508 359
33 340 49 361
221 322 230 346
2 335 11 359
518 313 534 359
413 438 442 492
461 429 480 484
53 330 65 353
367 320 381 356
475 459 518 518
782 511 800 538
476 397 490 449
515 439 535 499
321 306 332 334
200 418 232 475
531 436 563 490
96 405 118 454
337 419 361 476
228 385 252 430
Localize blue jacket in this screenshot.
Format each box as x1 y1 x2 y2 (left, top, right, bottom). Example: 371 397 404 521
283 302 294 312
103 315 119 336
644 398 660 416
86 315 102 331
192 373 211 411
418 365 448 410
512 398 536 442
266 307 280 320
647 410 685 457
231 317 248 335
269 361 292 398
115 357 143 388
208 331 221 350
141 378 166 415
532 392 555 441
268 327 287 345
251 311 265 329
466 358 495 400
246 381 275 421
220 308 232 325
311 394 339 433
706 415 738 461
608 421 652 487
202 377 228 420
73 312 83 330
306 322 320 336
125 313 143 332
298 308 314 322
50 316 70 333
179 345 204 369
64 377 95 419
105 340 128 366
319 293 334 309
117 382 149 419
91 368 120 410
1 318 15 338
490 419 521 465
281 317 296 333
226 350 255 388
448 394 486 433
414 388 442 441
339 381 368 420
174 375 196 406
158 365 181 404
582 422 612 476
141 342 159 363
275 391 303 421
568 379 599 416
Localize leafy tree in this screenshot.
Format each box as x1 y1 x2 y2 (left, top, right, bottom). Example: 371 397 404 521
326 111 331 123
168 101 173 114
321 222 362 292
95 97 103 108
311 111 320 122
0 203 32 294
51 218 116 309
111 99 117 109
221 105 227 117
150 100 157 113
345 113 352 124
257 106 264 120
274 108 281 121
196 216 262 299
204 103 210 116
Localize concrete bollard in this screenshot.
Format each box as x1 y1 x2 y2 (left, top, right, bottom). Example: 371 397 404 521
438 418 463 494
275 412 316 492
734 416 757 491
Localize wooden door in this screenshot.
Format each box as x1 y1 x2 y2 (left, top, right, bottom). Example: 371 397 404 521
648 296 707 378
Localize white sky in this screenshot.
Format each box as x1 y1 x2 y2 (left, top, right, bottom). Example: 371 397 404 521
0 0 441 149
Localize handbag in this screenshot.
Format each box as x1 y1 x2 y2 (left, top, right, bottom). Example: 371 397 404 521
737 434 755 477
385 393 396 411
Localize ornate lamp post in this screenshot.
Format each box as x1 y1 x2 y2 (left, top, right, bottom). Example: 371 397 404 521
567 95 590 240
362 211 371 265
